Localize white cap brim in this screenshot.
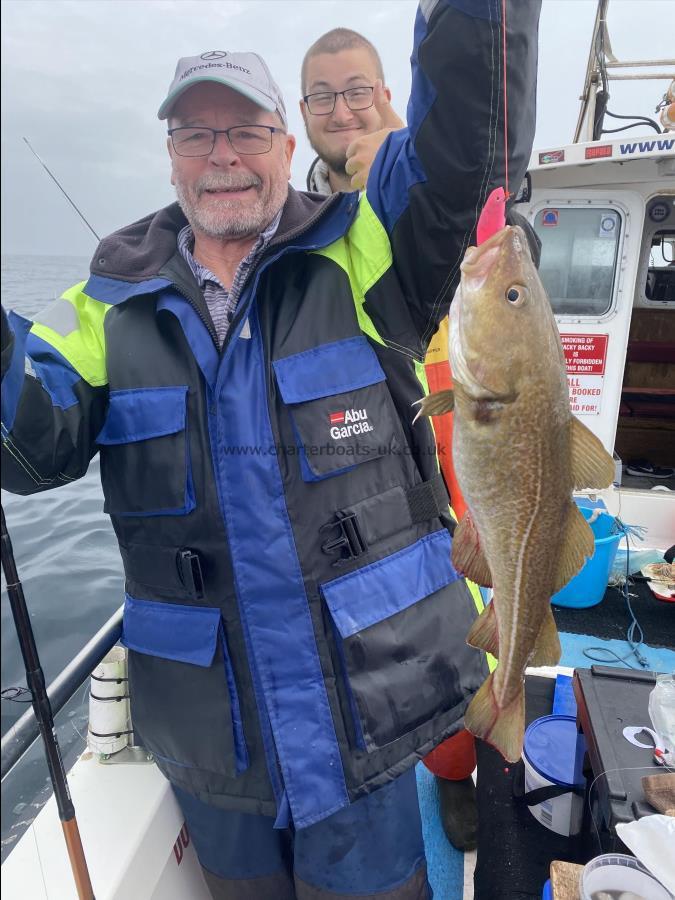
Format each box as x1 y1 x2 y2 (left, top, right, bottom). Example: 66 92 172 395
158 76 277 121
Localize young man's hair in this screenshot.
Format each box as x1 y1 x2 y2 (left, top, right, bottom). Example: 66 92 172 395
301 28 385 95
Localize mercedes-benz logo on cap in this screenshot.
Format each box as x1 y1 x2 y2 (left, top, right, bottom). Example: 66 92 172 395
201 51 227 60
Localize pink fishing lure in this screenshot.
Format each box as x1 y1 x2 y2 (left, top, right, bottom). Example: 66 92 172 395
476 186 506 245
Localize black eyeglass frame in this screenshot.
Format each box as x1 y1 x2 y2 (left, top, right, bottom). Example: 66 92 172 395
167 125 287 157
302 86 375 116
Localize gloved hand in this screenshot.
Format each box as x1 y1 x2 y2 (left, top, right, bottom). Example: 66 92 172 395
506 208 542 269
1 305 16 380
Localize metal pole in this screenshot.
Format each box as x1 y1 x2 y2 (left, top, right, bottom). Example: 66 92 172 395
1 505 95 899
1 605 123 779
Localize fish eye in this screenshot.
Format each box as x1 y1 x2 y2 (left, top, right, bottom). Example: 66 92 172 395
505 284 528 305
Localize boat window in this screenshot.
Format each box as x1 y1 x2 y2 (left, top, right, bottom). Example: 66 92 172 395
645 230 675 303
533 207 621 316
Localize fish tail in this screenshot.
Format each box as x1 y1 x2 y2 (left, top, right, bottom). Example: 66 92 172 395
464 673 525 763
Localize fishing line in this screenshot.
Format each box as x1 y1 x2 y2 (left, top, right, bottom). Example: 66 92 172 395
1 686 33 703
501 0 510 197
582 521 650 670
585 764 674 854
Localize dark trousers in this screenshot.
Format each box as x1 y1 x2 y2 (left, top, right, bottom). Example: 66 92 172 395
172 768 431 899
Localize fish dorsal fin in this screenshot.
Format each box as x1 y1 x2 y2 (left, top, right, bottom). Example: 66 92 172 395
452 511 493 587
552 501 595 594
466 600 499 657
529 608 562 667
570 416 615 490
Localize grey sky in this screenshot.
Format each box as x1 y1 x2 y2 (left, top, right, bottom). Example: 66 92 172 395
1 0 672 257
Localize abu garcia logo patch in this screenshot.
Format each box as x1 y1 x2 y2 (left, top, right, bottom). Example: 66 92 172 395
328 408 374 440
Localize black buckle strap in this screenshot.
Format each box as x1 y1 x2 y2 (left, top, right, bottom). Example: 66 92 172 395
406 473 449 524
320 511 369 566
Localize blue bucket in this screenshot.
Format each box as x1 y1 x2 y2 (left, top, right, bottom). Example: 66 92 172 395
551 505 622 609
522 715 586 836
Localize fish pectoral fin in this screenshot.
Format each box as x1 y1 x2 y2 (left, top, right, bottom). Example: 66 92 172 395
412 389 455 423
529 608 562 667
466 600 499 657
464 673 525 763
552 501 595 594
452 512 493 587
570 416 615 490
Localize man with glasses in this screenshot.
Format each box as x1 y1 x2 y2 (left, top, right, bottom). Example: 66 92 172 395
2 4 540 896
301 28 404 195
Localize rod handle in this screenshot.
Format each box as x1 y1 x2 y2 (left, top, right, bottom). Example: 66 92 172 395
62 818 95 900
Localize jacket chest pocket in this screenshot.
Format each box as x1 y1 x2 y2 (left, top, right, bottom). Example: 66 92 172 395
272 336 402 482
321 529 473 752
97 386 195 516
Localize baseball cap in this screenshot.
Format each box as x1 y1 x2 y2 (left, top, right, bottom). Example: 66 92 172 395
158 50 287 128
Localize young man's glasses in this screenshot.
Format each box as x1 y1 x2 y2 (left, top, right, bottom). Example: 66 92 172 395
168 125 286 157
303 86 374 116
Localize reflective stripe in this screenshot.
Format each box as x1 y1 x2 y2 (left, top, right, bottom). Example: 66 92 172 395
29 282 110 387
32 296 79 337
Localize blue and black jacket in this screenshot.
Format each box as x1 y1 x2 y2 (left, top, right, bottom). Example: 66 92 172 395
1 0 540 828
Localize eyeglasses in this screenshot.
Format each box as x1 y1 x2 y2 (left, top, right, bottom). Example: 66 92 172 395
168 125 286 157
303 86 375 116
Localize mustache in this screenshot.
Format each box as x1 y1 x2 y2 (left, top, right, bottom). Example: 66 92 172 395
196 173 262 195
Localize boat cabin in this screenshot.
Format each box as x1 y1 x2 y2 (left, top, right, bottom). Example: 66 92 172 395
515 136 675 545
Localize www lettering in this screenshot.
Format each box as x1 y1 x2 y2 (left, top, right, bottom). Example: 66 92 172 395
619 138 674 155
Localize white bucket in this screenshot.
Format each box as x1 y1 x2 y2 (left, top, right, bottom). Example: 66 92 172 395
522 715 585 837
88 645 130 755
580 853 673 900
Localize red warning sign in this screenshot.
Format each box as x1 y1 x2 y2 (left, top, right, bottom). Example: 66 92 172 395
560 334 609 415
560 334 608 375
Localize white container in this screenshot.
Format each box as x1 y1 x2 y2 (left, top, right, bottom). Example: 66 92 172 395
522 715 585 837
612 453 622 486
580 853 673 900
88 645 130 755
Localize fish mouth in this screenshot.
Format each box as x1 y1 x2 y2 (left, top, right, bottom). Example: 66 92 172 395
460 226 511 280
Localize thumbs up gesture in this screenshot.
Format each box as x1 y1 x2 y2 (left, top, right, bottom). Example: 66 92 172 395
345 80 405 191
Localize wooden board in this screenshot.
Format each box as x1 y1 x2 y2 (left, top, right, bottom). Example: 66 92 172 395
550 860 584 899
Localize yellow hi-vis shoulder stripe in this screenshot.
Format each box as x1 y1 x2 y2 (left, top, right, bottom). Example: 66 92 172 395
312 195 393 347
30 283 110 387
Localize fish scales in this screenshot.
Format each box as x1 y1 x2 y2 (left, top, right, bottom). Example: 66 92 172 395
416 225 614 762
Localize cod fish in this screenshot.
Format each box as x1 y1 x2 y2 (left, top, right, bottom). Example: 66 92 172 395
416 225 614 762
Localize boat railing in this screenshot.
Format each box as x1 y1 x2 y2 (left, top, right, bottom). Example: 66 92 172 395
1 605 123 780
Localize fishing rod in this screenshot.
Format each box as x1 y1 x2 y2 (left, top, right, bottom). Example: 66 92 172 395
22 137 100 242
1 505 95 899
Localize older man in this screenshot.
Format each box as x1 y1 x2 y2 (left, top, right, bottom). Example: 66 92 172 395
1 3 540 897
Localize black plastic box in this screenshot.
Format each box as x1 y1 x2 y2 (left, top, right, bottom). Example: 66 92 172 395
573 666 663 852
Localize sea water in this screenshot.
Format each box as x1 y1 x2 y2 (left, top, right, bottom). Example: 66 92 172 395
1 254 123 859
